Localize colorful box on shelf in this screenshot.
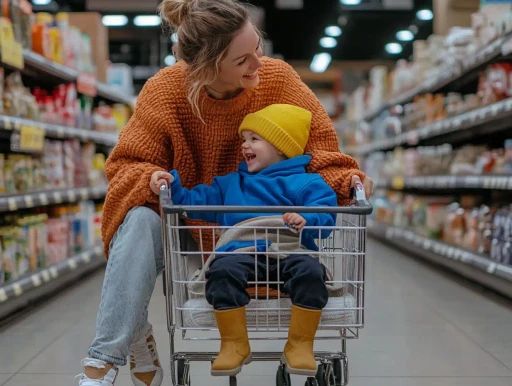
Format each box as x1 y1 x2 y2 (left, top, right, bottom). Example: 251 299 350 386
0 17 24 69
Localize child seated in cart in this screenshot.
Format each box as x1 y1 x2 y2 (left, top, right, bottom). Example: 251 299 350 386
151 104 359 378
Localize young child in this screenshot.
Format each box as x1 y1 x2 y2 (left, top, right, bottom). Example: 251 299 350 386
150 104 355 377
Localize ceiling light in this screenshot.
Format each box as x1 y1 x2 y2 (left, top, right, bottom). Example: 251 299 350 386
417 9 433 21
340 0 361 5
134 15 161 27
325 26 342 37
310 53 332 73
164 55 177 66
32 0 52 4
385 43 403 54
396 30 414 41
102 15 128 27
409 25 419 34
171 33 178 43
320 37 337 48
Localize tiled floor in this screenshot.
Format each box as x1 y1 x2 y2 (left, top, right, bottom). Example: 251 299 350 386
1 239 512 386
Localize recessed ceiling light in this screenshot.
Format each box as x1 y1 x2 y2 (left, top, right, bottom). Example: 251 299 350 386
340 0 361 5
164 55 177 66
134 15 161 27
310 53 332 73
171 33 178 43
385 43 403 54
102 15 128 27
417 9 433 21
396 30 414 41
325 26 342 37
320 37 337 48
32 0 52 4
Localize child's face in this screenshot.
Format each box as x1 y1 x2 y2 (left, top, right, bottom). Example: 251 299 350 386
241 131 286 173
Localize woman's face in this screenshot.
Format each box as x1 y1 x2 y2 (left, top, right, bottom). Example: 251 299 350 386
215 22 263 92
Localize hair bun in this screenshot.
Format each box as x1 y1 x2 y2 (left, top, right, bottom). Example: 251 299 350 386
159 0 193 28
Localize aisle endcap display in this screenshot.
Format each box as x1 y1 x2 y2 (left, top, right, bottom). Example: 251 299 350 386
0 185 107 213
376 175 512 191
0 115 119 146
0 244 105 320
369 222 512 299
347 97 512 157
361 31 512 123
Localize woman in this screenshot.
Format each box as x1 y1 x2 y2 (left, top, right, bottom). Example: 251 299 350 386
76 0 373 385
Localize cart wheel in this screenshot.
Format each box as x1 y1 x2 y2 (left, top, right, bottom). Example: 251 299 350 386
305 377 318 386
229 376 237 386
332 359 343 386
177 359 191 386
276 364 292 386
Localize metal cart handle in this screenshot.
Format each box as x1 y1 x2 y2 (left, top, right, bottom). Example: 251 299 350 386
159 181 373 215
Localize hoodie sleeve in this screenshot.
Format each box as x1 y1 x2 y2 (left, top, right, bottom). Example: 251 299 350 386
296 177 338 239
170 170 225 223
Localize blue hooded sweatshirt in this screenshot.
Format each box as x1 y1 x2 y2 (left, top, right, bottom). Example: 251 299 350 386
169 155 337 252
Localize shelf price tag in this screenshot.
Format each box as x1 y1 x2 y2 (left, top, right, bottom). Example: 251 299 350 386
0 17 24 69
392 177 405 190
39 193 49 205
77 72 98 97
0 288 6 302
20 125 45 152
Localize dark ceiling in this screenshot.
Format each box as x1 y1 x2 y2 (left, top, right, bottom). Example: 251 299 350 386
39 0 433 82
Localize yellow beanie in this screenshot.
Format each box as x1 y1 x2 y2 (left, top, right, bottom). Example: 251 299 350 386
238 104 312 159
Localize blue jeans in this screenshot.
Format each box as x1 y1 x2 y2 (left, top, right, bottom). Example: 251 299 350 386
205 254 329 311
88 207 164 366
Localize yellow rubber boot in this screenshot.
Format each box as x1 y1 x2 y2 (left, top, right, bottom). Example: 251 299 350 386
211 307 252 376
282 305 322 376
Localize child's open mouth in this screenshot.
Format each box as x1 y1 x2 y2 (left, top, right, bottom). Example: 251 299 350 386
245 154 256 162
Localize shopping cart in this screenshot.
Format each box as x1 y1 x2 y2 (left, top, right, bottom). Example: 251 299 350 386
159 185 372 386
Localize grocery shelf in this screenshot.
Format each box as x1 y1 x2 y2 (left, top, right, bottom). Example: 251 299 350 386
369 222 512 299
0 185 108 213
348 97 512 157
96 82 137 107
0 244 105 321
21 50 135 106
375 175 512 191
23 49 78 82
362 33 511 122
0 114 119 146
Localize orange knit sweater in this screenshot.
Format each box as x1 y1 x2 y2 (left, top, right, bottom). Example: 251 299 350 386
102 57 365 257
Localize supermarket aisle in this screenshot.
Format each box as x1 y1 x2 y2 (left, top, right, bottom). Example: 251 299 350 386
1 238 512 386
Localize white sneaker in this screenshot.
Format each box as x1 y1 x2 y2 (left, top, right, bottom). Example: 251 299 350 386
130 322 164 386
76 358 118 385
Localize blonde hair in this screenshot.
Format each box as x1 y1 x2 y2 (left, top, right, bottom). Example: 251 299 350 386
158 0 262 121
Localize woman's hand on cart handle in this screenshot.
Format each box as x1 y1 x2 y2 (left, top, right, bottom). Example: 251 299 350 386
150 171 174 195
351 175 373 201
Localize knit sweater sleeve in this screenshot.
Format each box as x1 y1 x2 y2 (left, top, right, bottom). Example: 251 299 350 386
278 63 365 205
101 75 174 257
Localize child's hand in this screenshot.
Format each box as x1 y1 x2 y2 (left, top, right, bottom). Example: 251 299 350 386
150 171 174 195
283 213 306 233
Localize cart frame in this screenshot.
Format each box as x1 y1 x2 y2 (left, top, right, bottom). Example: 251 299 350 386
159 186 372 386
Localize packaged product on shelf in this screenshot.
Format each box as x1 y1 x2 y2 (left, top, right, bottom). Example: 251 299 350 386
92 103 118 133
491 205 512 266
55 12 77 69
0 227 16 282
43 140 66 189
